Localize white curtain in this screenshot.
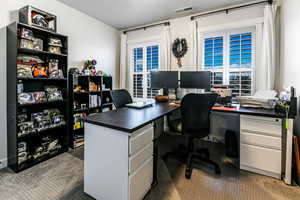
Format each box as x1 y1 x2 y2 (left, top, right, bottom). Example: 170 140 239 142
119 33 127 89
191 20 198 70
258 4 279 91
161 25 171 71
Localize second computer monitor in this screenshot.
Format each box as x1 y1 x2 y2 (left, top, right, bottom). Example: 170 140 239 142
180 71 211 89
150 71 178 89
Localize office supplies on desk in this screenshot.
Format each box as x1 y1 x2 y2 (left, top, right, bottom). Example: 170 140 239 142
212 85 232 105
169 102 180 107
275 87 297 118
236 90 277 109
212 106 237 111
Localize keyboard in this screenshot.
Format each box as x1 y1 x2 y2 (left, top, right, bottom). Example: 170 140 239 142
126 101 154 109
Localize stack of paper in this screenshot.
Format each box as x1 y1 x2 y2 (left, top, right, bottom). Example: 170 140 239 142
236 90 277 109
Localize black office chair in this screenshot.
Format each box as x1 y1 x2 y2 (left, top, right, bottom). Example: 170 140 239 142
110 89 133 109
163 93 220 179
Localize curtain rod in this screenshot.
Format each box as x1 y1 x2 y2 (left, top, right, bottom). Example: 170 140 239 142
123 22 170 34
191 0 273 20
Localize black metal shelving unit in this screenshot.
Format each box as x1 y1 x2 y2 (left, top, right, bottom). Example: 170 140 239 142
68 74 113 149
7 22 69 172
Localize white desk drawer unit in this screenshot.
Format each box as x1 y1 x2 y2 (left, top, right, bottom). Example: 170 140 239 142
128 124 154 200
240 115 282 137
129 125 154 156
240 131 282 150
129 158 153 200
240 115 282 179
240 144 282 175
129 143 153 174
84 123 154 200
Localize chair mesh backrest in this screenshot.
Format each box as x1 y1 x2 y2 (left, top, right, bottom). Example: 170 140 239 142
110 89 133 109
181 93 217 134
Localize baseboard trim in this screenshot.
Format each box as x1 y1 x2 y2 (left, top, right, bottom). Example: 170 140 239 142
240 164 281 180
0 157 7 169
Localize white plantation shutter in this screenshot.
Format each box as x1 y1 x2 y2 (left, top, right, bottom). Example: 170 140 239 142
229 32 253 96
147 45 160 98
131 43 160 99
133 47 143 98
202 29 255 96
204 36 224 87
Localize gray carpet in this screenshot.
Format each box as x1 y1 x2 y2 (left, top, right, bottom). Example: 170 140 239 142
160 136 300 200
0 148 180 200
1 142 300 200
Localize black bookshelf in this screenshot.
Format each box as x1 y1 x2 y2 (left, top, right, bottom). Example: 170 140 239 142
68 74 113 149
7 22 69 172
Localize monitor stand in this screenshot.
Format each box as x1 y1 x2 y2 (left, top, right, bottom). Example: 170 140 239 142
163 88 169 96
162 88 180 100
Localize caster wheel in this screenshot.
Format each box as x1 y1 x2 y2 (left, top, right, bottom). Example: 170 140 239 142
185 171 191 179
215 166 221 175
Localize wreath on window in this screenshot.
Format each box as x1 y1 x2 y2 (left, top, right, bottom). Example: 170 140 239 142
172 38 188 68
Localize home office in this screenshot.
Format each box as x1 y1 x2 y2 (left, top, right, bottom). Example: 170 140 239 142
1 0 300 200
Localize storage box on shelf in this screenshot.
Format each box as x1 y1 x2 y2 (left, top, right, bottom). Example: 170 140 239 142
19 6 57 32
68 73 113 149
7 22 69 172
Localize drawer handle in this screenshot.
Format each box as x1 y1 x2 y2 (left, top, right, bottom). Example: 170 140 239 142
241 129 281 138
240 141 281 151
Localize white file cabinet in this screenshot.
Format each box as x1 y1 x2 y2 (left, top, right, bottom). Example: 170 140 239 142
85 123 154 200
240 115 282 179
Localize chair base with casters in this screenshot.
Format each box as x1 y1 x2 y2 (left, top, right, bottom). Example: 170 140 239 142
162 114 188 163
185 136 221 179
162 135 221 179
162 144 188 163
163 93 221 179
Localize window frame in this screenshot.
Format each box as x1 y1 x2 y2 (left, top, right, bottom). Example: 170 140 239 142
128 41 161 100
199 27 256 96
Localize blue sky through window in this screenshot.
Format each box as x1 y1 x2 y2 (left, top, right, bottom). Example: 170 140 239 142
147 45 159 71
134 47 143 72
230 32 252 68
204 36 224 69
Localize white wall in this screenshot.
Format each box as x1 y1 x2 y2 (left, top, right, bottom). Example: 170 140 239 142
281 0 300 136
0 0 120 168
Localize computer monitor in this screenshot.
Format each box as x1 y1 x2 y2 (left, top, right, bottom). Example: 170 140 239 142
180 71 211 89
150 71 178 89
150 71 178 95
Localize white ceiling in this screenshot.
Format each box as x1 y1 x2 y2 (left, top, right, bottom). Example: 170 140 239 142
58 0 251 30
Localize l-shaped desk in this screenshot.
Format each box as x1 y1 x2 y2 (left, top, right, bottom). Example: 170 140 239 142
84 102 293 200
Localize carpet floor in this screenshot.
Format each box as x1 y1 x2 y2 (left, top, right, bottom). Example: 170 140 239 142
159 135 300 200
0 148 180 200
0 145 300 200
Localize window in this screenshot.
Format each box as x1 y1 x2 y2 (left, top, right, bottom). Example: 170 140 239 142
204 36 224 86
131 43 160 99
201 29 255 96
